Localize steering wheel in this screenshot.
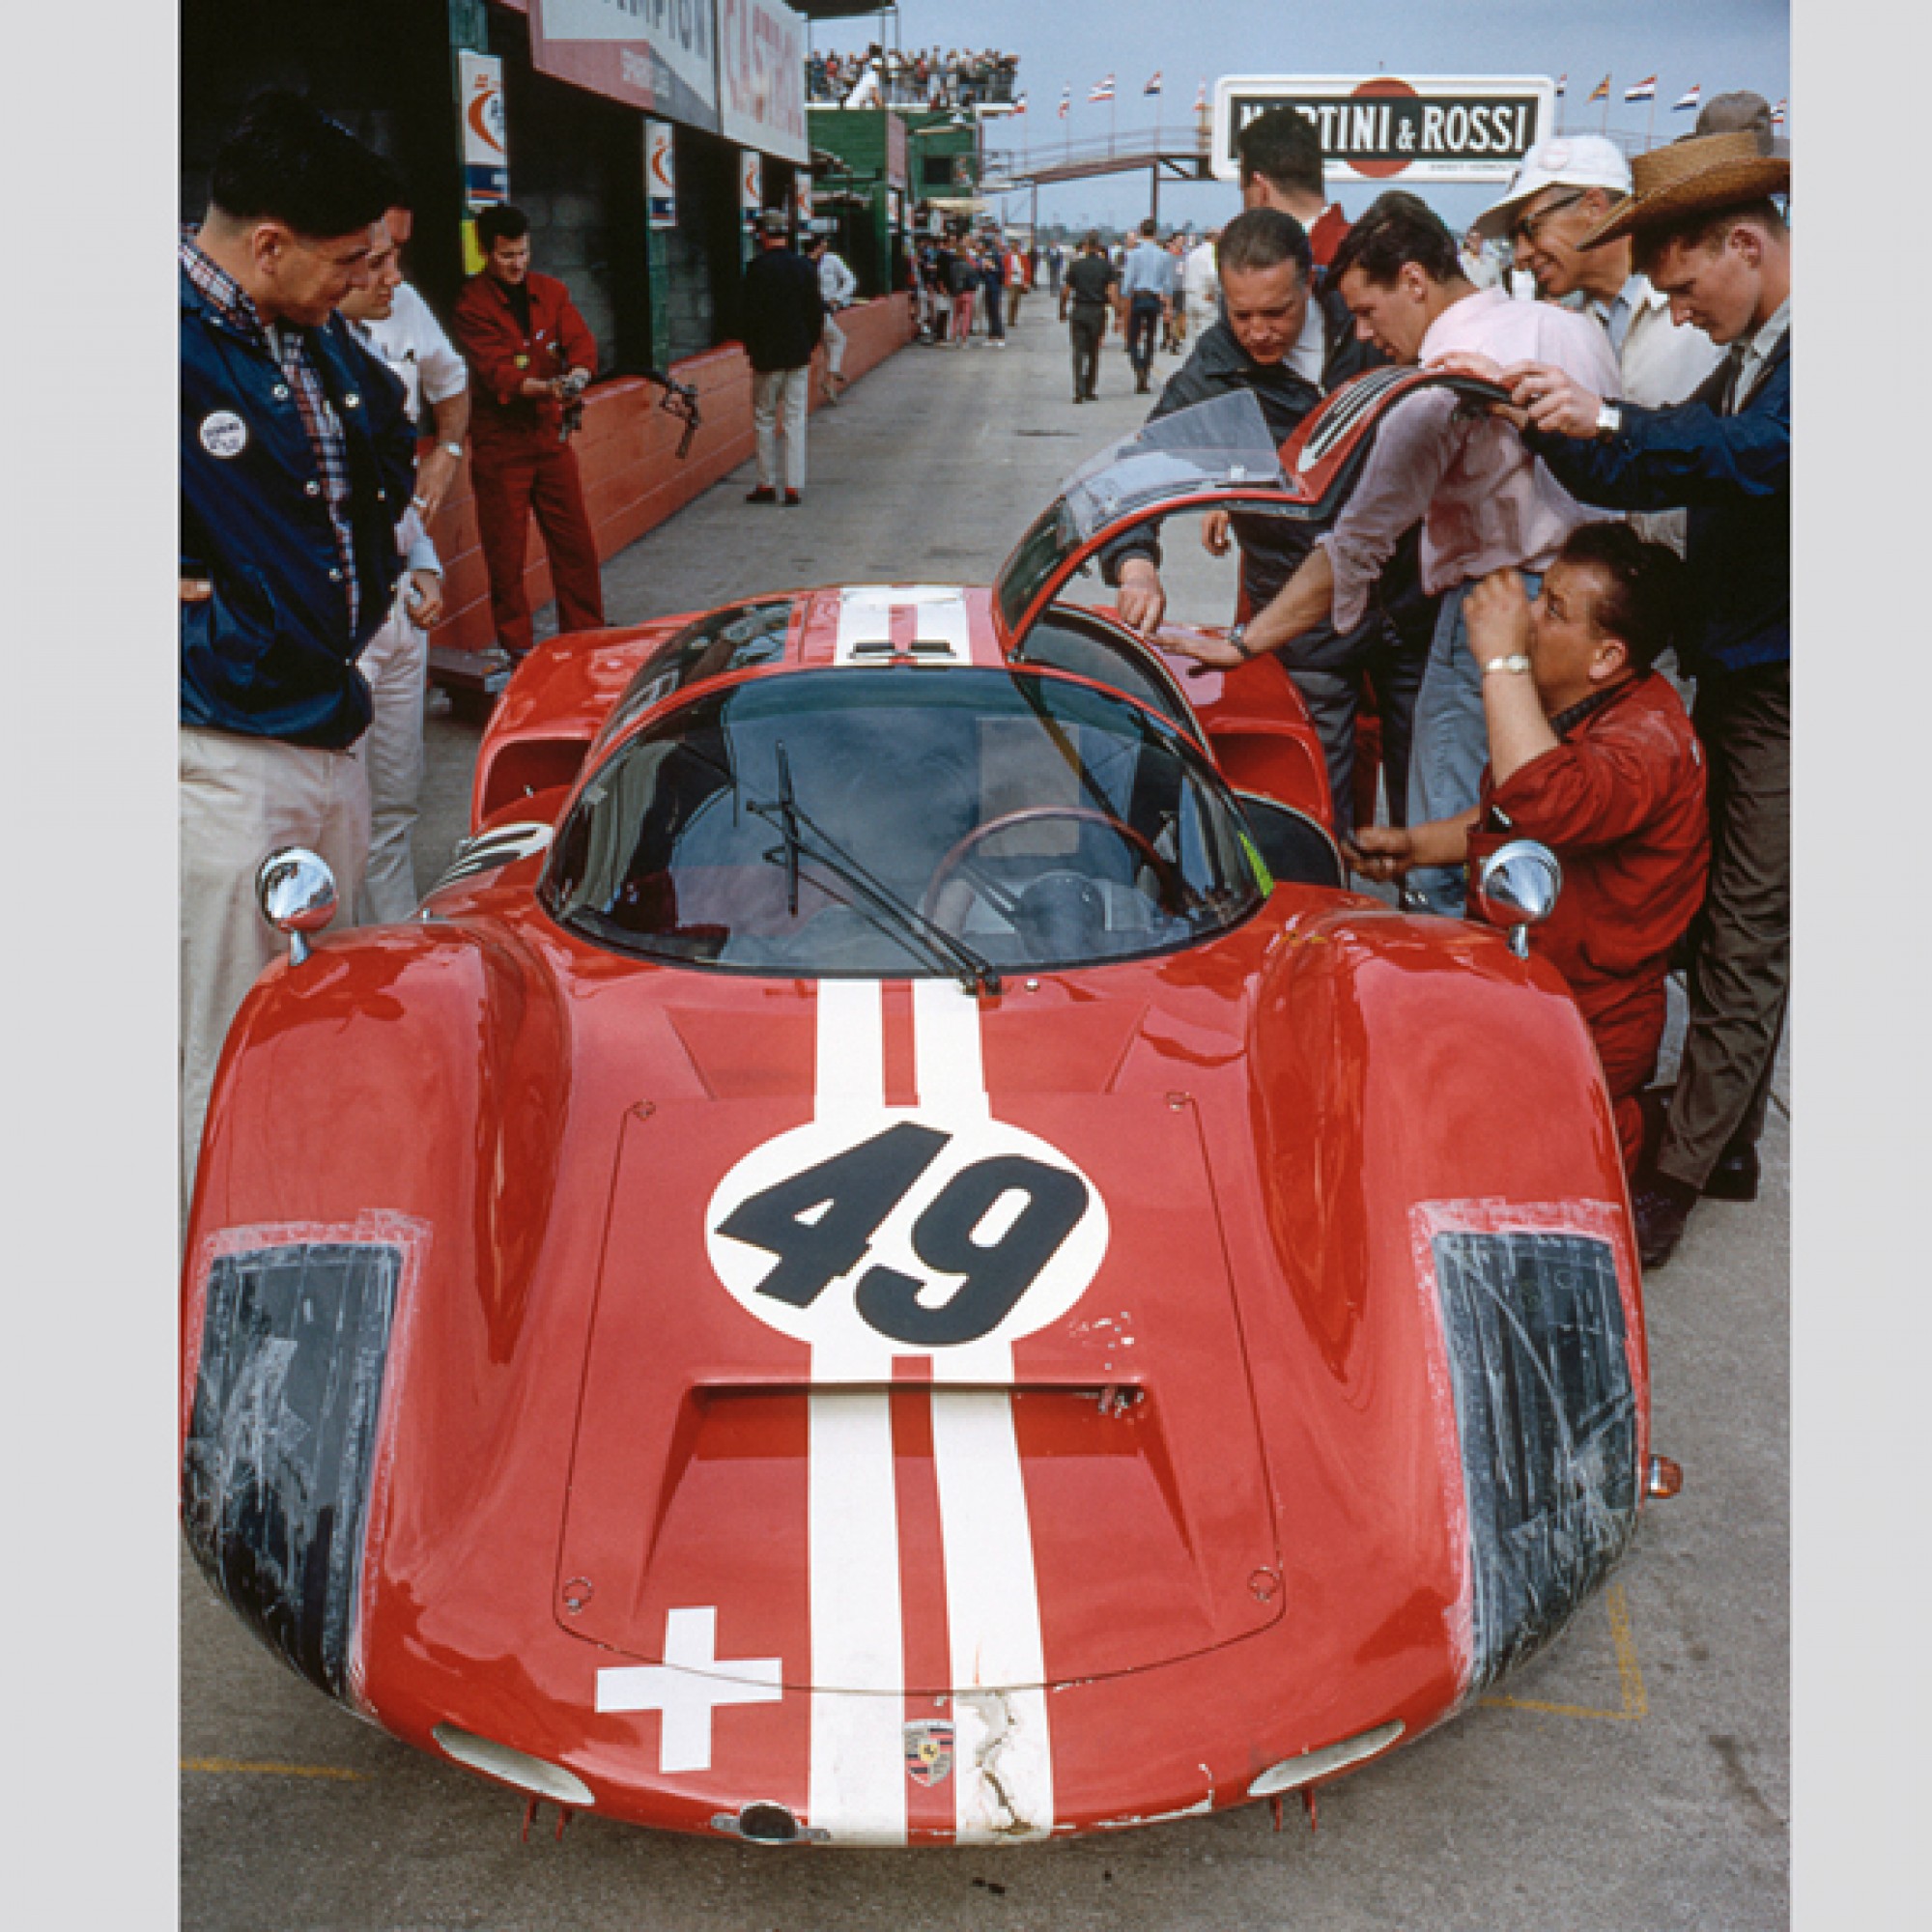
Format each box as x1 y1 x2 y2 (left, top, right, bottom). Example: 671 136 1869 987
922 806 1184 922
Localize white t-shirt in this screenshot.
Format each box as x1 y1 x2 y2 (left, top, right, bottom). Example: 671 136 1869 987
357 281 468 428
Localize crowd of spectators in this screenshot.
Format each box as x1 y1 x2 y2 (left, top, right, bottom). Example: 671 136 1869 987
808 45 1018 110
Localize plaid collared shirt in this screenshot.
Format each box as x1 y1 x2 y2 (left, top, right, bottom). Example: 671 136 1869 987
181 234 359 629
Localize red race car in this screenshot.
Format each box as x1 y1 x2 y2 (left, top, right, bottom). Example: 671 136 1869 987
184 379 1665 1846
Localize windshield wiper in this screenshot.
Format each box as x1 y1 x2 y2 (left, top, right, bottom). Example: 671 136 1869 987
748 780 1004 997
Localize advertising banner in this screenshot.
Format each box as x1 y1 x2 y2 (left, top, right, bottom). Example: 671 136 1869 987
457 51 510 207
718 0 808 164
1212 74 1555 185
645 119 677 228
530 0 721 130
740 148 763 214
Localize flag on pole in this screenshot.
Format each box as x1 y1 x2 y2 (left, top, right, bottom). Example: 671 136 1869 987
1195 78 1208 111
1013 92 1027 116
1058 86 1070 120
1673 83 1701 112
1772 99 1786 126
1090 73 1115 103
1554 74 1567 98
1624 75 1657 103
1144 72 1162 97
1587 75 1611 103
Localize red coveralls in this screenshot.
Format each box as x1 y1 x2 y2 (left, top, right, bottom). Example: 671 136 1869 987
1468 673 1710 1174
451 270 607 659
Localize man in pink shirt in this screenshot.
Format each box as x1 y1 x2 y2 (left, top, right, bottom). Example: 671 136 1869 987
1168 191 1619 914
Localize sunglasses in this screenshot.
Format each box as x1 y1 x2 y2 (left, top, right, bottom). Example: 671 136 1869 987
1510 189 1588 249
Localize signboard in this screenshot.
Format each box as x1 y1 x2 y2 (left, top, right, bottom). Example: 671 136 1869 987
530 0 720 131
793 171 812 224
740 148 763 215
886 111 908 186
645 119 677 228
1212 74 1555 185
457 51 509 208
718 0 808 165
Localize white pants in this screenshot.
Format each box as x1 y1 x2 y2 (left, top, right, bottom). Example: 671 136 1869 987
180 725 369 1208
822 313 847 378
753 367 810 491
355 600 429 925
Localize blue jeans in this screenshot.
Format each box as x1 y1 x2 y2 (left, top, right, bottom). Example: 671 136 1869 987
1404 572 1542 917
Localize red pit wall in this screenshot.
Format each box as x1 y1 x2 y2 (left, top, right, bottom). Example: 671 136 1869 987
425 294 918 653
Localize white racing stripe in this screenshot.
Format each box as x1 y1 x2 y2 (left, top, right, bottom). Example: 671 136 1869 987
833 585 973 666
807 980 904 1842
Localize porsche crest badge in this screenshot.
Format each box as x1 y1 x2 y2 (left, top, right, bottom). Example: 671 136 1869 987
903 1719 954 1786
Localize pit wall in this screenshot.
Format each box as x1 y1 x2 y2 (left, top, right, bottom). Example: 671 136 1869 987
425 294 917 654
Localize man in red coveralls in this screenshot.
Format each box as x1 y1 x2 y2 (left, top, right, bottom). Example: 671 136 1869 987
1349 523 1709 1174
451 204 606 662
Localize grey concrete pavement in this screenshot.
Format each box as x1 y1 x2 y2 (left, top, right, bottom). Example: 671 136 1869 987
185 300 1788 1930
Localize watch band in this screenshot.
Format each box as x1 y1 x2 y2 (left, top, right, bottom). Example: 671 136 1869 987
1593 401 1623 442
440 440 466 460
1227 623 1250 660
1482 654 1532 676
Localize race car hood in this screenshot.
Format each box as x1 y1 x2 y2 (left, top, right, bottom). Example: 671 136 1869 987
556 970 1288 1694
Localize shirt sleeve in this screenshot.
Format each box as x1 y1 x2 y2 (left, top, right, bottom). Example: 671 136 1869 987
1488 701 1690 854
1316 389 1458 631
409 291 469 406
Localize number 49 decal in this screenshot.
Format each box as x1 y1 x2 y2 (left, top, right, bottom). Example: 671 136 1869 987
706 1115 1109 1354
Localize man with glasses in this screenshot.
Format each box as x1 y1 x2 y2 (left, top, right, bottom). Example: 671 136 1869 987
180 92 416 1204
1473 137 1720 554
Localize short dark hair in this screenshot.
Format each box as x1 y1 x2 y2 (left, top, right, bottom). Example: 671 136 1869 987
1557 523 1682 672
475 204 531 251
1327 190 1462 288
208 90 399 240
1215 207 1312 282
1082 230 1102 252
1632 199 1788 278
1236 105 1325 200
1138 217 1158 239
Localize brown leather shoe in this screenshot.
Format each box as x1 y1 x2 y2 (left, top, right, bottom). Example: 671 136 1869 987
1701 1143 1761 1203
781 489 803 506
745 486 777 504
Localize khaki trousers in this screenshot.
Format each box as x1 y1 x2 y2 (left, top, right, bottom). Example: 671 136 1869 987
355 602 429 926
180 725 369 1207
752 367 810 491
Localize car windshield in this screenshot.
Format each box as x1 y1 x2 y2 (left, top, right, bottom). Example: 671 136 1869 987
992 391 1297 631
543 667 1264 978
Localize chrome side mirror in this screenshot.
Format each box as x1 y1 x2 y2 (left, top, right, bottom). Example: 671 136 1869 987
1473 838 1562 959
256 847 338 966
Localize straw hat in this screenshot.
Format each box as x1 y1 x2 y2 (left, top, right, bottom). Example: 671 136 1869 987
1579 131 1789 249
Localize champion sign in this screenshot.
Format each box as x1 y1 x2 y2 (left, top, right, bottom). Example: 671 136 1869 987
1212 73 1557 185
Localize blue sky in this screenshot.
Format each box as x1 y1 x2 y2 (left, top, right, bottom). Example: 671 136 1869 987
807 0 1791 231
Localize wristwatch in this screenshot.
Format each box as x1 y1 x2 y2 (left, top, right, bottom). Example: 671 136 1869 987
1227 623 1251 660
1482 654 1532 676
440 440 466 460
1593 401 1623 441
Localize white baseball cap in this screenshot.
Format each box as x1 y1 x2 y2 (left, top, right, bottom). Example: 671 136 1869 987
1474 135 1634 242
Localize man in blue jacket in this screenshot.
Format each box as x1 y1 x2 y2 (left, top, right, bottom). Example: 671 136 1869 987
180 93 416 1203
1489 133 1790 1267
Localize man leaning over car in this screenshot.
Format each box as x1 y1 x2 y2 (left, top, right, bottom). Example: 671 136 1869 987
180 94 416 1209
1350 524 1709 1180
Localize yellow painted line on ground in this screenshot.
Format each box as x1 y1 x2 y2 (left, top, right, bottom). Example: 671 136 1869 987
1479 1584 1650 1723
182 1757 370 1781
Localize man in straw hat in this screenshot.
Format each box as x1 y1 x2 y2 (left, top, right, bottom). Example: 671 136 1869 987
1487 130 1790 1269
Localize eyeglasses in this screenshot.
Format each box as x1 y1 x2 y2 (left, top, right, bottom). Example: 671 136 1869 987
1510 189 1588 250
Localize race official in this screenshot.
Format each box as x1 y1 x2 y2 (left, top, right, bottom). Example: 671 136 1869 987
1166 193 1620 912
1060 232 1118 402
180 93 415 1203
1495 134 1791 1267
1351 526 1708 1175
740 210 825 503
451 204 606 662
339 202 469 923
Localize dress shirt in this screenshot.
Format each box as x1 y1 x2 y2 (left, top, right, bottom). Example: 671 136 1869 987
1317 288 1620 630
1120 241 1177 298
357 282 469 427
1730 297 1791 411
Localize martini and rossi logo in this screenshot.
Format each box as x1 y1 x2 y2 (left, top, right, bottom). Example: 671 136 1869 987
707 1113 1108 1354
